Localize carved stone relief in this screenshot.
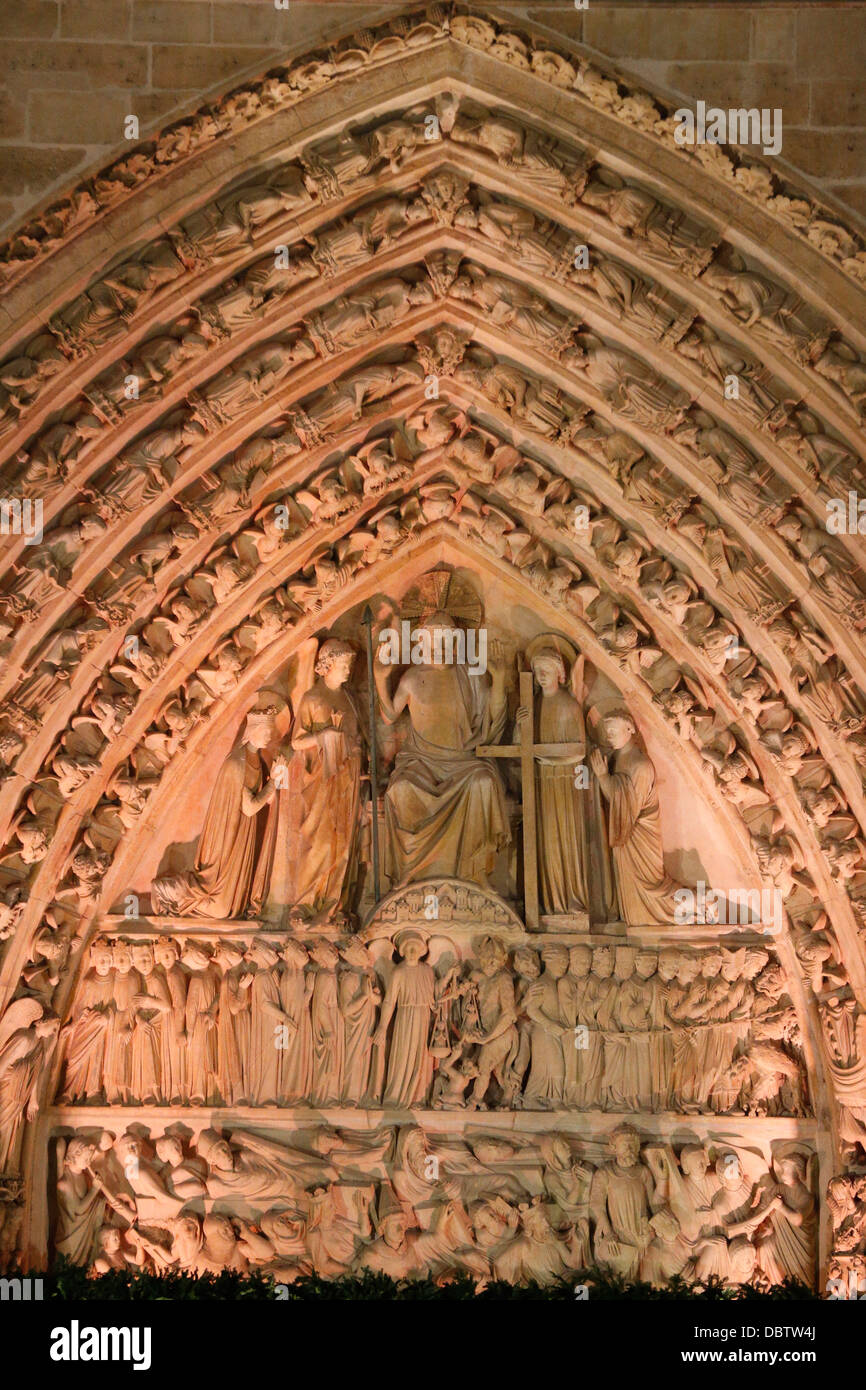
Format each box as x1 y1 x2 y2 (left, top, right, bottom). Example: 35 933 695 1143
1 5 865 1292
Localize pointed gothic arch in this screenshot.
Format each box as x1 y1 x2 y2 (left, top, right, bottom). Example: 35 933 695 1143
1 4 866 1288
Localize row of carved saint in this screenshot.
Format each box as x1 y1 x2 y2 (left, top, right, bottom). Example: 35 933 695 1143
56 934 807 1117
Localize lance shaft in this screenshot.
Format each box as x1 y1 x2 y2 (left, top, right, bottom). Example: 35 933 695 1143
362 606 381 904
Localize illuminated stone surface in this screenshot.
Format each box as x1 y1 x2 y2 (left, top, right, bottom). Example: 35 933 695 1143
1 5 866 1291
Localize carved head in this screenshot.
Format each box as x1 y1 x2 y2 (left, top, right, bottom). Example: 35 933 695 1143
743 949 770 980
591 946 614 979
182 942 213 971
249 939 280 969
315 637 355 687
772 1153 806 1186
754 962 784 998
412 610 457 667
112 942 133 974
65 1138 96 1173
154 938 179 968
603 710 637 749
395 929 428 963
204 1214 237 1251
243 706 278 751
281 938 309 969
701 951 724 979
19 825 50 864
540 944 569 978
513 947 540 981
399 1127 428 1176
473 1137 516 1165
614 946 636 981
610 1124 640 1168
380 1213 409 1249
35 1012 60 1041
635 951 658 980
98 1226 122 1254
715 1153 745 1189
132 942 155 975
477 935 507 974
309 940 339 969
215 941 245 969
155 1136 183 1167
91 940 114 975
530 648 566 693
657 949 681 982
115 1132 140 1166
680 1145 709 1178
568 945 592 977
79 515 107 543
197 1131 234 1172
676 954 701 985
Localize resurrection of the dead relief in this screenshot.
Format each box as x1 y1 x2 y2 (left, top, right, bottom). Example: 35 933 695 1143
4 3 866 1292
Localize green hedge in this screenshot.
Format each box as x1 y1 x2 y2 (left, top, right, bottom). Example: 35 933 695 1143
16 1261 819 1300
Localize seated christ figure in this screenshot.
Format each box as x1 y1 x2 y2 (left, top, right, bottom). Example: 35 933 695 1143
375 611 510 887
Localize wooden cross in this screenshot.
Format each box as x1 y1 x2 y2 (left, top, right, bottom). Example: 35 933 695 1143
477 671 584 931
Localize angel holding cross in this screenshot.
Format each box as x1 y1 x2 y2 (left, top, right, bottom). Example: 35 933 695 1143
481 635 614 925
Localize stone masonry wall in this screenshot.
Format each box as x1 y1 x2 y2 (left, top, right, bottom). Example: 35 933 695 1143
0 0 865 238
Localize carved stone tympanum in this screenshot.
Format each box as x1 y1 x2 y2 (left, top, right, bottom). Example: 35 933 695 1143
3 5 865 1293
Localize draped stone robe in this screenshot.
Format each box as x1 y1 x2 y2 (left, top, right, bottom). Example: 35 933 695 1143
130 970 170 1104
185 964 220 1104
62 969 114 1101
591 1160 656 1280
604 742 680 925
279 965 312 1105
532 686 613 920
381 961 435 1108
254 682 361 922
217 965 251 1106
383 665 508 887
339 968 378 1105
154 742 267 919
311 964 344 1106
249 965 282 1106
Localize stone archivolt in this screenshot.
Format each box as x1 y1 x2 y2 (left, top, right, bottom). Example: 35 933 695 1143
1 5 864 292
2 4 866 1290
